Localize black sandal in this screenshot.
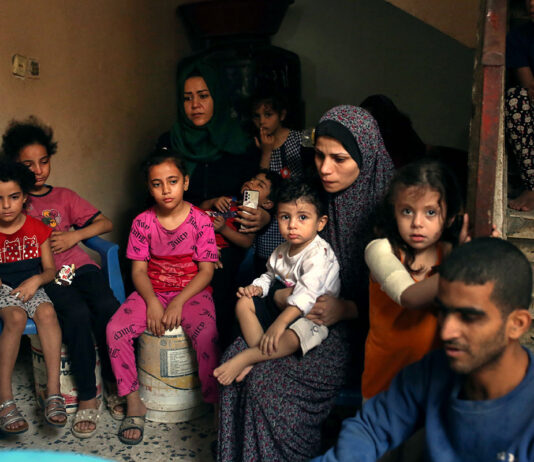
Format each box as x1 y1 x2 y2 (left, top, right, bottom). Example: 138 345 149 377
118 415 146 445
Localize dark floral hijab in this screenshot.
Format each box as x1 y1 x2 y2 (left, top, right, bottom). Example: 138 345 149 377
317 105 394 303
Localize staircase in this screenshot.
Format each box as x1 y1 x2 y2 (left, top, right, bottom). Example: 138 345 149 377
385 0 480 48
464 0 534 348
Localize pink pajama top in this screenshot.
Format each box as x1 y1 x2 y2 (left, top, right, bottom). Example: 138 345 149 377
126 204 218 293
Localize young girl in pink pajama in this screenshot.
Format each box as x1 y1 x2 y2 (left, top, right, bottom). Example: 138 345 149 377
106 150 220 445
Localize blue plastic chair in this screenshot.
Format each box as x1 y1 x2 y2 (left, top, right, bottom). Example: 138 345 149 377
0 236 125 335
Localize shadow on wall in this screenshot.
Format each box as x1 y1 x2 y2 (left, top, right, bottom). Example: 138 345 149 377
272 0 475 149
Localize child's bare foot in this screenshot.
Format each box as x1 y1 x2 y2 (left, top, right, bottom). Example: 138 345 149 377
214 355 250 386
509 190 534 211
235 365 253 382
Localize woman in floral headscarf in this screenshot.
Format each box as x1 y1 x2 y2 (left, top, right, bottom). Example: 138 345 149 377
218 106 394 462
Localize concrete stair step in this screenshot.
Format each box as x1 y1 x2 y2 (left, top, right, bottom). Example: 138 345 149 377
507 210 534 266
520 325 534 354
506 237 534 263
505 210 534 315
507 209 534 238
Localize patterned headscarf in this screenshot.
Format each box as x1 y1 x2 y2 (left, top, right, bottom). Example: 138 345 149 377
317 105 394 305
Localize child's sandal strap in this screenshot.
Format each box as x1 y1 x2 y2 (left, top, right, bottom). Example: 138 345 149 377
0 400 29 434
0 399 16 411
44 394 67 427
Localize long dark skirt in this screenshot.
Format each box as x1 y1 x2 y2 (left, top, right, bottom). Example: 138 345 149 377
505 85 534 189
218 322 351 462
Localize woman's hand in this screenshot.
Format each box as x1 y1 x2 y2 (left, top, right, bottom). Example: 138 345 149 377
50 230 80 254
11 276 40 302
306 295 357 327
162 300 182 331
260 318 286 355
146 299 165 337
214 196 232 213
235 206 271 233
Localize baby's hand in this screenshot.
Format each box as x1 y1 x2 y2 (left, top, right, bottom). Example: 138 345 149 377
146 299 165 337
237 285 262 298
213 216 226 232
260 319 286 355
50 230 79 254
214 196 232 213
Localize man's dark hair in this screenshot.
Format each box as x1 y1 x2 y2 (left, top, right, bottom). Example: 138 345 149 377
276 177 326 216
439 237 532 315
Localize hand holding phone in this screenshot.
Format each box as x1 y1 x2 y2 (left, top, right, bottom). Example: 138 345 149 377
241 190 260 230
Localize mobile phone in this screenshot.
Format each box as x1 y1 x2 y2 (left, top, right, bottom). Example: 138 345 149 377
243 190 259 210
240 190 259 230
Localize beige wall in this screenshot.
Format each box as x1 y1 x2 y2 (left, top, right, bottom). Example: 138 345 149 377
0 0 475 251
0 0 189 245
273 0 475 150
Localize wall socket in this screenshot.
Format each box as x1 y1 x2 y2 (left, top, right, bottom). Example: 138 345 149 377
11 54 39 79
12 54 27 78
28 58 40 79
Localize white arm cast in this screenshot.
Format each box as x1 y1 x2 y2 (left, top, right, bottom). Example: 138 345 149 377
364 238 415 305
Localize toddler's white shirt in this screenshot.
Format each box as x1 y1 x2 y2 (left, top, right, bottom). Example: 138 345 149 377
252 234 340 315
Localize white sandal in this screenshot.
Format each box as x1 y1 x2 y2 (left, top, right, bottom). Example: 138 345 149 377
71 402 101 439
105 392 126 421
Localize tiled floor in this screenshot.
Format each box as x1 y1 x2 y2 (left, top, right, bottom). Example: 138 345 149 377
0 338 216 462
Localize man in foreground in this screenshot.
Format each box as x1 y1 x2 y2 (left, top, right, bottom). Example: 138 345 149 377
313 237 534 461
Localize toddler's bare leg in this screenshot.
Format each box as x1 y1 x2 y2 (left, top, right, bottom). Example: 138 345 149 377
214 329 300 385
235 296 264 347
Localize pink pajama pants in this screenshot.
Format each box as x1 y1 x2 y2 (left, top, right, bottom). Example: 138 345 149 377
106 289 220 403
